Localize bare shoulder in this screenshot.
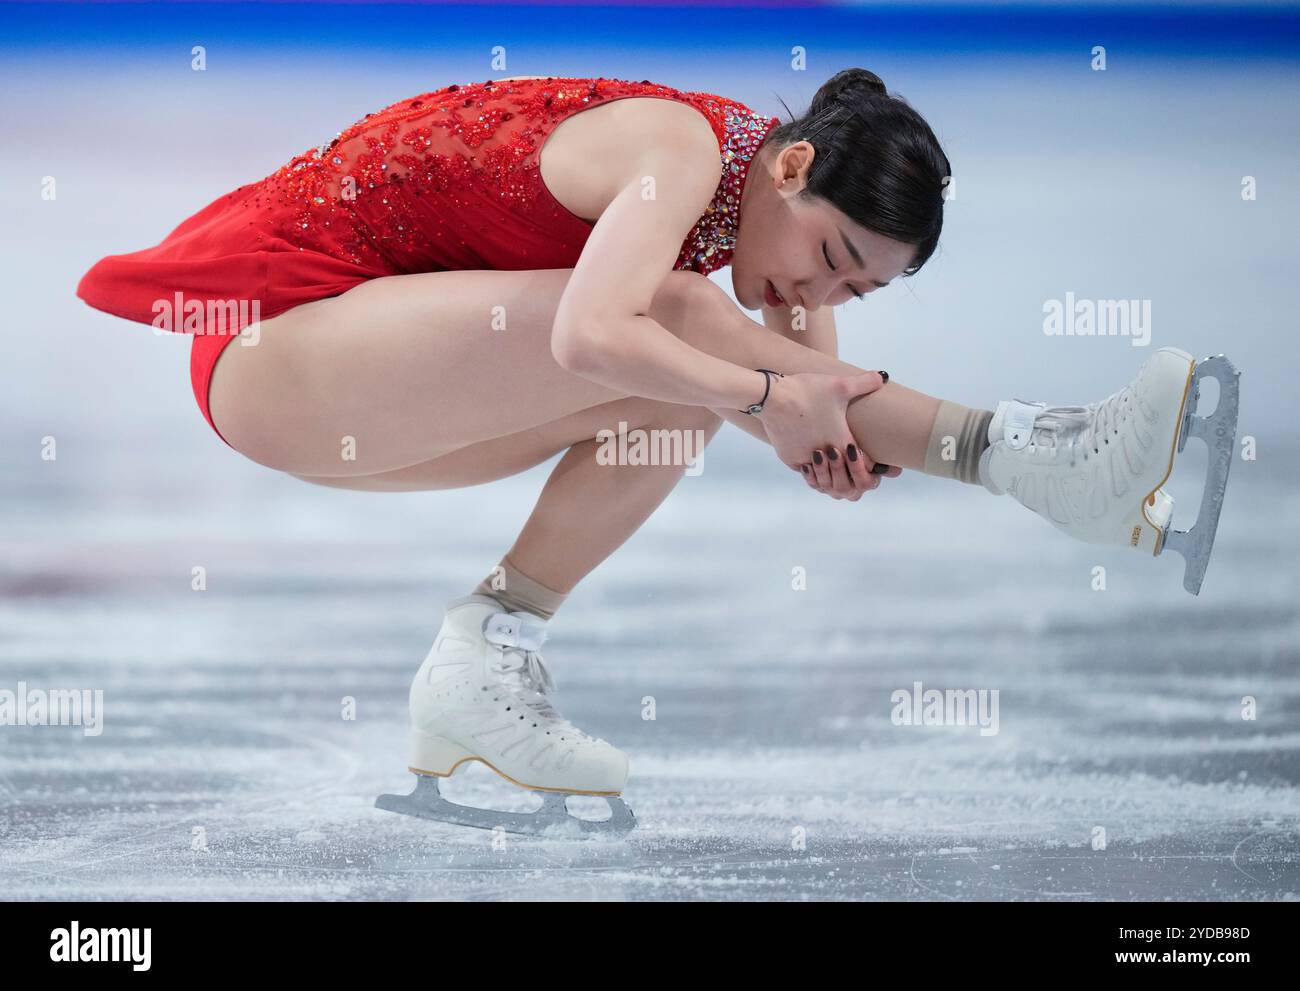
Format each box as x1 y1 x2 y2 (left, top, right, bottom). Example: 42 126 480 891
539 97 722 223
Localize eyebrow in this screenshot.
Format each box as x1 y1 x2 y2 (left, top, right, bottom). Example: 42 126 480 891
839 228 890 289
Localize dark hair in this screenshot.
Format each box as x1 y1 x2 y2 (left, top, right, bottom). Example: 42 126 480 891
768 68 951 276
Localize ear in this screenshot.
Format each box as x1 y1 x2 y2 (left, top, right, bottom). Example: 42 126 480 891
776 141 816 192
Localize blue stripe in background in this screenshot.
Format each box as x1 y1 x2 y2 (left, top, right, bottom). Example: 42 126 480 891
0 2 1298 58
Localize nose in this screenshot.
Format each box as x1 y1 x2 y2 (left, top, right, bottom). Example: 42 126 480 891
792 280 831 311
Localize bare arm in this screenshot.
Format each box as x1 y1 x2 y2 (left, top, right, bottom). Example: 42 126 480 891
548 100 887 475
548 101 769 411
708 303 841 443
760 301 840 358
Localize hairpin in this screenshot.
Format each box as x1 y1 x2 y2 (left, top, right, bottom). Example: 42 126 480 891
803 99 856 143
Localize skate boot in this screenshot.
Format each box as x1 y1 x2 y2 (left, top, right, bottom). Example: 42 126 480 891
375 594 634 836
979 347 1240 594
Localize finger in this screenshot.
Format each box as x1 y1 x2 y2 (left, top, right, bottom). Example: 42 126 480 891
838 465 865 501
799 463 818 489
810 448 834 490
802 464 830 495
846 442 883 492
882 464 902 478
827 453 850 499
825 447 856 496
832 444 863 496
844 442 877 491
813 473 840 498
840 369 889 400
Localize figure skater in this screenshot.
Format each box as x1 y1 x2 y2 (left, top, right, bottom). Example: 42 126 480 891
77 70 1237 834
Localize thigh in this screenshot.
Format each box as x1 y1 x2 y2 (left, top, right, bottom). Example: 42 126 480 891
291 394 707 492
208 267 710 477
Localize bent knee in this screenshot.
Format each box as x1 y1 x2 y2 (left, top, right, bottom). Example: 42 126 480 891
640 399 724 441
649 270 734 326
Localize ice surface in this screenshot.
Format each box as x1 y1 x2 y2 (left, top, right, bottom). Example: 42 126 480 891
1 454 1297 900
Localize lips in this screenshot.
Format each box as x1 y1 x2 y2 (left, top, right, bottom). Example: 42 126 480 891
764 280 786 307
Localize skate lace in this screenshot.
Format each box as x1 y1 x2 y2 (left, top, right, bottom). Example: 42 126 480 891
492 647 556 715
491 646 590 738
1029 387 1128 469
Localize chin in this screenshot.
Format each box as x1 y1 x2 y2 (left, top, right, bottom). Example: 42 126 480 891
737 282 759 311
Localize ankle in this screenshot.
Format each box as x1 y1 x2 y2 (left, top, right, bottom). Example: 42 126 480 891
472 556 568 621
922 400 993 485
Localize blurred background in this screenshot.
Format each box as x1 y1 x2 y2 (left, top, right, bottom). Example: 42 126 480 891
2 1 1298 900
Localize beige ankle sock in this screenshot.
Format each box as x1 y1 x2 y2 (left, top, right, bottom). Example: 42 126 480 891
922 400 994 485
473 555 568 620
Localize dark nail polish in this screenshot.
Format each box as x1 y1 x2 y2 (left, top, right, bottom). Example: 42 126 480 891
801 464 810 474
827 447 839 461
879 370 890 383
813 450 823 465
871 463 892 475
847 444 858 462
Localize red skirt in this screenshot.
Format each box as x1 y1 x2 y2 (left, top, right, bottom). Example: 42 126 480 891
76 184 398 445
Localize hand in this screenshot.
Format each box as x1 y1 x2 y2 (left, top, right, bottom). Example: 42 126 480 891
800 444 902 501
755 369 896 499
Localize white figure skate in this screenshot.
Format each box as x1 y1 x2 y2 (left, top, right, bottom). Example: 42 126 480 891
979 347 1239 594
375 595 634 836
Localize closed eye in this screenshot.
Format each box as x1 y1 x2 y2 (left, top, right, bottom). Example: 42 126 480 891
823 241 866 300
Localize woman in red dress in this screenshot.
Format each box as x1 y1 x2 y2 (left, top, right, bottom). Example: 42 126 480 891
76 70 1227 833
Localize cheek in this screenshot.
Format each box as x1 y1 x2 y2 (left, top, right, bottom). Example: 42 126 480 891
731 229 760 274
764 234 801 278
736 209 799 276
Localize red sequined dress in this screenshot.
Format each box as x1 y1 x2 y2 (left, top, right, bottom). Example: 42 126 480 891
75 76 781 441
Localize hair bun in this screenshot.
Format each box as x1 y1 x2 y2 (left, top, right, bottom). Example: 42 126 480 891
857 70 888 98
812 68 887 114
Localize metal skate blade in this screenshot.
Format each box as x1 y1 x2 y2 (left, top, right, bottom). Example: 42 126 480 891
1160 354 1240 595
375 774 636 838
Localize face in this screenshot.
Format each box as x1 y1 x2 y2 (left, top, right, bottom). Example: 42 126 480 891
731 140 918 312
